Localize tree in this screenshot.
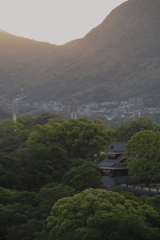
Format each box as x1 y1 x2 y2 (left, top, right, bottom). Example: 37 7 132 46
0 119 30 152
27 117 110 160
17 115 35 131
14 143 71 191
35 183 75 219
62 162 102 192
115 117 159 142
0 189 37 240
7 219 43 240
40 189 160 240
0 184 75 240
0 152 22 189
35 112 62 126
125 130 160 186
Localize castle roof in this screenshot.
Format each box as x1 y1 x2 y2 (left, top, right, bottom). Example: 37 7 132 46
104 142 126 153
97 142 127 169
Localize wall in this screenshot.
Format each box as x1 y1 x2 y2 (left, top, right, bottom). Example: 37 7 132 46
101 175 134 190
121 184 160 196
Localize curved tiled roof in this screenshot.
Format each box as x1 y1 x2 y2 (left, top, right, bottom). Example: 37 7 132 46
97 154 127 169
97 142 127 169
104 142 126 152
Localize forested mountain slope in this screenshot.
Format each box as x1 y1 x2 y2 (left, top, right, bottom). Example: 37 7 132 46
0 0 160 105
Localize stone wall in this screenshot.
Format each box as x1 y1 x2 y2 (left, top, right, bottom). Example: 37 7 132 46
101 175 135 190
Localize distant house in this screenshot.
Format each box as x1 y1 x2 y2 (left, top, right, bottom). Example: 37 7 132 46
97 142 133 190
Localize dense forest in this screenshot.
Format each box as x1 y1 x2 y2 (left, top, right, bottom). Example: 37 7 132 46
0 113 160 239
0 0 160 106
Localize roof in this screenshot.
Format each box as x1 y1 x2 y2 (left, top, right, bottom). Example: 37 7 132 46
97 154 127 169
104 142 126 153
97 142 127 169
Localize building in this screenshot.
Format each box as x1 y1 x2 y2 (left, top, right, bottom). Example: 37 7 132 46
97 142 133 190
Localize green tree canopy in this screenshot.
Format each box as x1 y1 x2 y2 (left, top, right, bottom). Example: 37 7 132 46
27 117 110 159
17 115 35 131
0 119 30 152
0 188 37 240
125 130 160 185
7 219 42 240
0 152 21 189
41 189 160 240
34 112 62 126
35 183 75 219
115 117 159 142
0 184 75 240
14 143 70 191
62 162 102 192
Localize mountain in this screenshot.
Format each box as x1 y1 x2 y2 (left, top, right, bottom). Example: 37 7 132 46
0 0 160 106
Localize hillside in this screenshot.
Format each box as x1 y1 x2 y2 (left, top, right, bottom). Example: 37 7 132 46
0 0 160 106
0 29 61 99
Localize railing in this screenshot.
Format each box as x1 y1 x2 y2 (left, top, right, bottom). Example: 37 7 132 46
121 184 160 193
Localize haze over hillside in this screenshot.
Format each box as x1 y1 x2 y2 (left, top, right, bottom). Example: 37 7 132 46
0 0 160 106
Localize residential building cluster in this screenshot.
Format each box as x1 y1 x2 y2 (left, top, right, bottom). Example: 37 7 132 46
1 95 160 121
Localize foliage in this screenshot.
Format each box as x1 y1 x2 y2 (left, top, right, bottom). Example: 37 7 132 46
0 188 38 240
27 117 110 159
0 184 76 240
41 189 160 240
0 119 30 152
96 152 108 163
17 115 35 131
14 143 70 191
0 115 111 193
35 183 75 219
115 116 159 142
125 130 160 185
0 152 21 189
7 219 43 240
34 112 62 125
0 112 160 239
62 162 102 192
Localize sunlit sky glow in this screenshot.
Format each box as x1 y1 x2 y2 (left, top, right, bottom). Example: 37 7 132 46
0 0 126 45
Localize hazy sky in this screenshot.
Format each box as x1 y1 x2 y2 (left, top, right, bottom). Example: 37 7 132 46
0 0 126 45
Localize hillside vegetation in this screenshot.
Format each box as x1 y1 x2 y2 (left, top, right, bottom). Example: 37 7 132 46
0 0 160 106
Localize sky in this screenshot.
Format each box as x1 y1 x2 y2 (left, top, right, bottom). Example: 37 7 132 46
0 0 126 45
